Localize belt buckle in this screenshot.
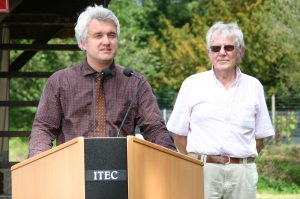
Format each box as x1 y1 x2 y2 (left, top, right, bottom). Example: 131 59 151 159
224 156 231 164
188 152 200 160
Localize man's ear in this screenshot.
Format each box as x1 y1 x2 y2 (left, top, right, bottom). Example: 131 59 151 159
239 48 245 60
208 49 213 61
81 40 86 50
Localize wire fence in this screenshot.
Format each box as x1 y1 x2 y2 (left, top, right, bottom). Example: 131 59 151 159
157 94 300 142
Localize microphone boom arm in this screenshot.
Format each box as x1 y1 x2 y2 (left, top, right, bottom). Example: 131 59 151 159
117 68 145 137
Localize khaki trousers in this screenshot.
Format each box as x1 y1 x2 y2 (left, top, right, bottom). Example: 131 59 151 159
203 162 258 199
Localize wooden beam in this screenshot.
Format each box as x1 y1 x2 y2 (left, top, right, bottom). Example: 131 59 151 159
8 26 66 71
0 131 30 137
0 101 39 107
0 72 52 78
0 162 18 168
0 43 79 51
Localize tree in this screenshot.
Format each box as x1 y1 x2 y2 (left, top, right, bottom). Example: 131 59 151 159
108 0 159 76
149 0 265 93
239 0 300 99
149 17 209 92
147 0 300 102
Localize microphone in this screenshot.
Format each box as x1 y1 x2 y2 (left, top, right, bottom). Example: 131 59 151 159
100 68 113 77
117 68 145 137
123 68 143 80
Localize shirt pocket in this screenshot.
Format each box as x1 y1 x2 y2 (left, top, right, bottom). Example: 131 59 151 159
231 103 256 130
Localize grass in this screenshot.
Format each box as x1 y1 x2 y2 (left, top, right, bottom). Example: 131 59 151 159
257 193 300 199
9 137 29 162
256 144 300 195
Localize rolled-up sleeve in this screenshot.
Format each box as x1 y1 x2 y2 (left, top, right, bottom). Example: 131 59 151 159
167 80 191 136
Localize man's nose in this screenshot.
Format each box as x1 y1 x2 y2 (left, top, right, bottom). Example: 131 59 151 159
219 46 227 54
101 35 110 44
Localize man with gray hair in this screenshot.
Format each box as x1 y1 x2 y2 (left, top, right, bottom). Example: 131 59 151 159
167 22 274 198
29 4 176 157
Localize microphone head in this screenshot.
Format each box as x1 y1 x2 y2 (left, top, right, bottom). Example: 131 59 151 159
123 68 133 77
100 68 112 77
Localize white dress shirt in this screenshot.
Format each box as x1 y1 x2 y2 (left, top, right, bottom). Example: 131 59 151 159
167 67 274 158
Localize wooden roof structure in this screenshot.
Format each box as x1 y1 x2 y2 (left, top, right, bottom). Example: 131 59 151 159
0 0 111 61
1 0 111 39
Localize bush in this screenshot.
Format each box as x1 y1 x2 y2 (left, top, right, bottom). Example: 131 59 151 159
275 111 298 144
256 145 300 193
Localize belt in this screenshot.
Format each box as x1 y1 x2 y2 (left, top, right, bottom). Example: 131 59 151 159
188 153 255 164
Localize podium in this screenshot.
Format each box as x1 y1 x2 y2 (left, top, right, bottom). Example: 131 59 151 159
11 136 204 199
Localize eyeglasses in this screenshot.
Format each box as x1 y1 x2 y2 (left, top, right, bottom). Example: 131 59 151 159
210 45 236 53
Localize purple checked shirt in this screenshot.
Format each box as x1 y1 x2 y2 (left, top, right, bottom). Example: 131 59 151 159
29 60 176 157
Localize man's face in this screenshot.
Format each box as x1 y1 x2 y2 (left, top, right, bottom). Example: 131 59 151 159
81 19 118 69
208 36 244 72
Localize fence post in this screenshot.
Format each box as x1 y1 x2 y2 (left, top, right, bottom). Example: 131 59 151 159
163 108 167 123
271 94 276 125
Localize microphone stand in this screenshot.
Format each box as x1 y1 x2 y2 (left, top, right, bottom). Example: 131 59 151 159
117 69 145 137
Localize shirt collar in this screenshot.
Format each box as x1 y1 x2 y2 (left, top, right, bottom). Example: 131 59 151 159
235 67 242 84
210 66 242 86
81 58 116 77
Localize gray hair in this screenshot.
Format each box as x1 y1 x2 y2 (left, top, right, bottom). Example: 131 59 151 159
206 22 245 50
75 5 120 50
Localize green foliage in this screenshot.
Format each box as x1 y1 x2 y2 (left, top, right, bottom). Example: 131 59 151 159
109 0 159 76
143 0 300 102
149 16 209 92
275 111 298 143
148 0 274 93
109 0 300 103
9 107 36 131
9 137 29 162
242 0 300 99
256 145 300 193
258 176 300 194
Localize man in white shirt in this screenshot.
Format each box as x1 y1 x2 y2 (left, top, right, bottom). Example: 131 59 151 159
167 22 274 199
